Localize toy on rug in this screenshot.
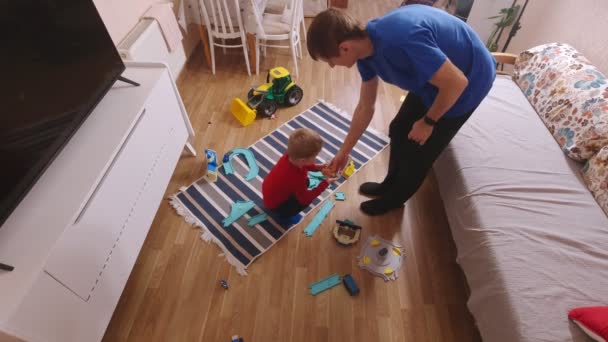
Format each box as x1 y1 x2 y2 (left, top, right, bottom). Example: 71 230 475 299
223 148 259 181
303 200 334 237
205 149 218 182
307 171 325 190
247 213 268 226
230 67 303 126
357 235 404 281
332 219 361 246
309 273 360 296
222 200 255 227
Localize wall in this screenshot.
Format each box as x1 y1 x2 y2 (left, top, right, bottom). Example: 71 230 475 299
502 0 608 73
467 0 513 45
92 0 200 72
93 0 156 44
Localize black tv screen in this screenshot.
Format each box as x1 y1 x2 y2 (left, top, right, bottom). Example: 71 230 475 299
0 0 125 227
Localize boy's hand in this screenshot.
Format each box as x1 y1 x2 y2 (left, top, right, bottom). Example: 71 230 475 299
408 119 433 145
321 167 338 182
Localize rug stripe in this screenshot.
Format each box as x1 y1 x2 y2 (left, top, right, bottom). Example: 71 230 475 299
186 186 262 258
312 104 388 149
210 174 278 245
177 192 251 265
315 102 390 145
213 172 285 239
302 110 377 159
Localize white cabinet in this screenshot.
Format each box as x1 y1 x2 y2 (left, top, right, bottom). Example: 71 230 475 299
0 62 195 342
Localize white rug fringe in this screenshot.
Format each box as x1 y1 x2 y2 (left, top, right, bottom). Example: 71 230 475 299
170 196 248 276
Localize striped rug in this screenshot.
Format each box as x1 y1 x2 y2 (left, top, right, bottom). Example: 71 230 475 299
170 101 389 274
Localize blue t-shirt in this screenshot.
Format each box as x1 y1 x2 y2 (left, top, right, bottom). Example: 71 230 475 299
357 5 496 118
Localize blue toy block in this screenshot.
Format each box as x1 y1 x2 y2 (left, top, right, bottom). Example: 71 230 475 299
335 192 346 201
247 213 268 226
308 273 341 295
342 274 360 296
303 200 334 237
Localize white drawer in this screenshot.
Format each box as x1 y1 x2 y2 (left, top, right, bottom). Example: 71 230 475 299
43 75 186 301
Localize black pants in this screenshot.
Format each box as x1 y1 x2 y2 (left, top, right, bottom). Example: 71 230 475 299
272 195 305 217
381 93 474 204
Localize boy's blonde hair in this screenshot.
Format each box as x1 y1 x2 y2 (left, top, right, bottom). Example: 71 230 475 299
287 128 323 160
307 8 367 61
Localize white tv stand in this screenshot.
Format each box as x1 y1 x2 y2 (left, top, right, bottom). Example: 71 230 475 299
0 62 195 342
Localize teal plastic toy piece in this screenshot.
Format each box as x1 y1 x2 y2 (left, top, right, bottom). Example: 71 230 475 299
223 148 259 181
247 213 268 226
335 192 346 201
309 274 341 295
303 200 334 237
222 200 255 227
307 171 325 190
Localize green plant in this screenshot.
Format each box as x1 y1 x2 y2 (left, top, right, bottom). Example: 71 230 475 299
486 4 521 52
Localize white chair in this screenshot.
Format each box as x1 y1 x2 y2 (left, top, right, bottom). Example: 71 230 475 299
198 0 251 75
250 0 303 77
263 0 306 41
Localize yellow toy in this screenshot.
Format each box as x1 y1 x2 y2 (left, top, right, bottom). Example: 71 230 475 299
343 160 356 178
230 67 303 126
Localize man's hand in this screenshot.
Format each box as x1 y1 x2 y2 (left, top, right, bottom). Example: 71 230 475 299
328 150 349 176
408 119 433 145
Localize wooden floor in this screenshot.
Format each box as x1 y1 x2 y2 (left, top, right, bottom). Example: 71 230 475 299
103 1 481 341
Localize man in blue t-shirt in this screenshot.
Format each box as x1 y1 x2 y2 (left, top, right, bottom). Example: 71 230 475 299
306 6 496 216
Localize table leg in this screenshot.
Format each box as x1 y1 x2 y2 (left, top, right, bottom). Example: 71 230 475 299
198 25 212 70
247 33 257 75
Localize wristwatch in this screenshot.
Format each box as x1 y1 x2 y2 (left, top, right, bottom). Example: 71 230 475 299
423 115 437 126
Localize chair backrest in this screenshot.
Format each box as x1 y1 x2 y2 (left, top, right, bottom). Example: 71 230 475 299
199 0 244 38
250 0 302 38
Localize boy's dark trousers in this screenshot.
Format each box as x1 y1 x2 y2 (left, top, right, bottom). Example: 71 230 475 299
272 195 306 218
378 93 475 205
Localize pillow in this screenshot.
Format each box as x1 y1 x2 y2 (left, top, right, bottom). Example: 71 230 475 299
569 306 608 342
513 43 608 161
582 145 608 217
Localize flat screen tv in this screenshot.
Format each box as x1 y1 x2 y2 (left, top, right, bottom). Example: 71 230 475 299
0 0 125 227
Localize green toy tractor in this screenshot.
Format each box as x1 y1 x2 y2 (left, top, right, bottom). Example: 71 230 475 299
230 67 303 125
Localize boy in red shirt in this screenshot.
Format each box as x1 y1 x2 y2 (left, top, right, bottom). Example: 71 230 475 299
263 128 333 223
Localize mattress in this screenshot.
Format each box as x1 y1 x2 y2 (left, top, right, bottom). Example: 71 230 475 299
434 75 608 342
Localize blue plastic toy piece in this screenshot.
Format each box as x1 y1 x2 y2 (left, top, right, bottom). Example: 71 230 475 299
307 171 325 190
223 160 234 175
247 213 268 226
231 335 244 342
222 201 255 227
223 148 259 181
342 274 360 296
303 201 334 237
219 279 229 289
335 192 346 201
308 274 341 295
